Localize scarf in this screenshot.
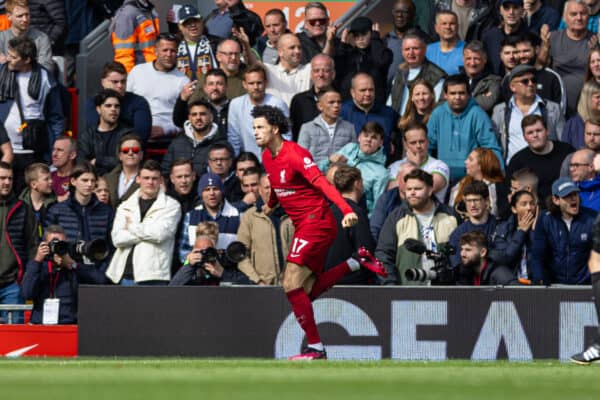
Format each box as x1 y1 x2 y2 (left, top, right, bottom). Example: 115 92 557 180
0 63 42 103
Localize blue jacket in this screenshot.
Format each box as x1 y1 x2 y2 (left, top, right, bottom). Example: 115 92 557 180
448 217 497 269
21 259 106 324
578 175 600 212
488 215 535 278
531 207 597 284
427 98 503 181
370 188 403 242
340 100 398 156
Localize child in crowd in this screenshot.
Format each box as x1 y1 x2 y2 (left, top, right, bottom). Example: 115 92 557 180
19 163 56 240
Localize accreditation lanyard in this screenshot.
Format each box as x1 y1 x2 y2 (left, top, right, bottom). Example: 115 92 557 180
47 261 60 298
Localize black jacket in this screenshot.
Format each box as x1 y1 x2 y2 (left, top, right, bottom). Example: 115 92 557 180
77 123 134 176
0 195 36 285
455 260 517 285
289 88 319 141
29 0 66 47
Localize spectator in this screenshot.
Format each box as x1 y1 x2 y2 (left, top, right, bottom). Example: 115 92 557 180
28 0 65 55
162 98 227 178
44 162 114 275
206 143 237 201
461 40 503 113
450 148 508 218
21 224 106 324
540 0 594 116
341 72 398 156
0 36 64 191
18 162 55 240
492 64 564 163
321 122 389 216
384 0 431 84
227 64 289 158
85 61 152 143
506 114 573 202
106 160 181 286
213 38 247 99
334 16 393 104
178 68 230 135
508 166 540 204
370 161 417 241
426 11 465 75
531 176 595 284
227 0 264 48
296 1 337 64
50 135 76 201
524 0 561 32
298 87 356 167
103 133 143 208
489 190 538 281
376 169 458 285
236 172 293 285
585 47 600 84
499 35 520 78
388 121 450 203
427 74 503 182
0 0 53 71
448 180 498 269
109 0 159 73
289 53 336 141
94 176 110 205
170 231 252 286
482 0 529 75
0 122 13 164
323 165 376 284
434 0 490 41
167 158 199 216
204 0 233 41
397 79 435 133
127 33 190 140
253 8 288 65
561 119 600 175
562 80 600 149
558 0 600 32
225 151 260 210
78 89 133 176
179 172 241 263
455 231 516 285
569 148 600 210
388 32 447 115
175 4 217 82
237 166 261 211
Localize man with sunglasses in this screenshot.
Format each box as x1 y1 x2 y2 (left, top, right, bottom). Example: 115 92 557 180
492 64 564 163
297 2 338 65
103 133 143 208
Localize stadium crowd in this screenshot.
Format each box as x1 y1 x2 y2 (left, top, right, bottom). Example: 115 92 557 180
2 0 600 326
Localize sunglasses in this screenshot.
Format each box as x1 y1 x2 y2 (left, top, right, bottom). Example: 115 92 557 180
307 18 328 26
515 77 536 85
121 146 141 154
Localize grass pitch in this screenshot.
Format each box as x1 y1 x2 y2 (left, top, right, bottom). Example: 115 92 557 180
1 359 599 400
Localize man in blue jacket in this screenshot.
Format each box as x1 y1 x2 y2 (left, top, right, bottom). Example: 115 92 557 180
531 177 595 285
427 74 502 183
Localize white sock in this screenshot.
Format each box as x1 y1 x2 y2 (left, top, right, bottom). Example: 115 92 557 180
308 342 324 351
347 258 360 271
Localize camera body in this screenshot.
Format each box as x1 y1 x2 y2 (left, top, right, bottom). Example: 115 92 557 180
404 239 455 284
47 238 109 263
192 241 248 279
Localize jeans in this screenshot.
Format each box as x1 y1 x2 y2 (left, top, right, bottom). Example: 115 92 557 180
0 282 24 324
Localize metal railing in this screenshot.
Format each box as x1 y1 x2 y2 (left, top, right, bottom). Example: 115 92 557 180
0 304 33 324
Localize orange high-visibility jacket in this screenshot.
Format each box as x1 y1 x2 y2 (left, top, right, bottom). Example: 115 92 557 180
110 1 159 72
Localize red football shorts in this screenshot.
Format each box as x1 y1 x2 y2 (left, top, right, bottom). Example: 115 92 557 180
286 209 337 275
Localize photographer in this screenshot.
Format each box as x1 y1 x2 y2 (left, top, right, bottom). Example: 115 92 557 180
170 234 251 286
21 225 106 324
455 231 516 286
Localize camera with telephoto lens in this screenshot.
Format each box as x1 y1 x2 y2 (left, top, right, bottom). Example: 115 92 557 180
404 239 455 284
193 241 249 278
47 238 109 262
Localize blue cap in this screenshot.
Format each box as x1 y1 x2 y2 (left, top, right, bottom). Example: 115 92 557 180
552 177 579 198
198 172 224 195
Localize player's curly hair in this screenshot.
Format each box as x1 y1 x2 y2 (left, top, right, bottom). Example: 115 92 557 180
251 105 289 133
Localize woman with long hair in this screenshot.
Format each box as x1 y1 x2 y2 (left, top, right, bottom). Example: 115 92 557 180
449 147 508 217
398 79 435 131
584 48 600 84
563 79 600 149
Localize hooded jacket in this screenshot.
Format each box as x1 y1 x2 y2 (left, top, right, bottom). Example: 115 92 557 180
578 174 600 212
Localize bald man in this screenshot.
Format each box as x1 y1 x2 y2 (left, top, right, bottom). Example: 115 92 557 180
570 148 600 211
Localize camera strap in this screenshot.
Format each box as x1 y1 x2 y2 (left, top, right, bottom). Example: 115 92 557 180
47 261 60 299
43 261 61 324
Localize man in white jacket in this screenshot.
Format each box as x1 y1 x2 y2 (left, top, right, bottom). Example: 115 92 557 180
106 159 181 285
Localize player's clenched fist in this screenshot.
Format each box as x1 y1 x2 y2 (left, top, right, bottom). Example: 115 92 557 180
341 212 358 228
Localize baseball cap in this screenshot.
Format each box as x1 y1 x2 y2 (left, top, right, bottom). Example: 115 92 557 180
507 64 536 82
178 4 202 23
198 172 224 195
552 177 580 198
348 16 372 34
499 0 523 7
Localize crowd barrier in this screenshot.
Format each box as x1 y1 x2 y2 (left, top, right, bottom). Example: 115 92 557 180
78 285 599 360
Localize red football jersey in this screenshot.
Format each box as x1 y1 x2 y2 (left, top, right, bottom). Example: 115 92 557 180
262 141 352 225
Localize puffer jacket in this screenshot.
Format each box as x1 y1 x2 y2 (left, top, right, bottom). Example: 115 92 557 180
29 0 66 46
488 214 535 278
298 115 356 168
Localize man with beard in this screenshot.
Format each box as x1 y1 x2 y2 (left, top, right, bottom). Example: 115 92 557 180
455 231 515 285
376 169 458 285
531 176 596 284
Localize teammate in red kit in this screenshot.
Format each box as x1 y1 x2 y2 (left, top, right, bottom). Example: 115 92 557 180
252 105 387 360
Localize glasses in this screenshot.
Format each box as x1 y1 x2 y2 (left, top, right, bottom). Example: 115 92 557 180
306 18 328 26
121 147 141 154
515 78 536 85
218 51 240 58
569 163 591 168
209 157 231 163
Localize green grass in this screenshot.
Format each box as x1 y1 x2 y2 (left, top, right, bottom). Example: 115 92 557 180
1 359 599 400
